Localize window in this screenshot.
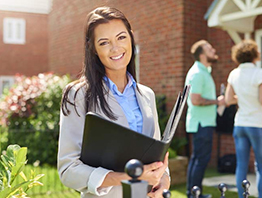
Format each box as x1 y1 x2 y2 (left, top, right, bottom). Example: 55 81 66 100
255 29 262 68
3 18 26 44
0 76 14 96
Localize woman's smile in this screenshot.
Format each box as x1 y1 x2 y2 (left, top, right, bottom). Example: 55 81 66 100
110 53 125 60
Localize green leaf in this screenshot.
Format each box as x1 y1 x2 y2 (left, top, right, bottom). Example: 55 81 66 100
1 145 21 170
19 172 27 181
32 174 44 181
10 148 27 184
28 180 43 189
0 179 3 191
0 180 32 198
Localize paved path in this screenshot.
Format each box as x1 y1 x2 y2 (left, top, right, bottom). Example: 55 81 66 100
203 174 258 197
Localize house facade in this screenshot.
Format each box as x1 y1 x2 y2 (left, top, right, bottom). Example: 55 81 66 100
2 0 262 171
0 0 51 95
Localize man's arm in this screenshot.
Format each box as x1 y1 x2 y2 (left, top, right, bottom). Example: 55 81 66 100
190 93 224 106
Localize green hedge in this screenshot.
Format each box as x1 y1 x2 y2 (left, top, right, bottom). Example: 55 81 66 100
155 95 187 158
0 73 71 165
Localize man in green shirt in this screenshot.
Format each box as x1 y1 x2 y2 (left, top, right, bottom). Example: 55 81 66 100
185 40 225 198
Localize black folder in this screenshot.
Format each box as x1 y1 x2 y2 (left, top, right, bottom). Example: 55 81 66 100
80 85 190 172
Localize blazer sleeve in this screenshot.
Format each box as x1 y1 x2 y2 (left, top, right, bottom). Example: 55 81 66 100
57 84 113 196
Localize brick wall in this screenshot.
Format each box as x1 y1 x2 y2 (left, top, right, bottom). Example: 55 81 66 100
0 11 48 76
49 0 185 95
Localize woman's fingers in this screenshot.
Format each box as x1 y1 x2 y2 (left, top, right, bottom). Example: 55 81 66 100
144 152 169 172
147 184 162 198
144 161 163 172
152 152 169 174
140 154 169 186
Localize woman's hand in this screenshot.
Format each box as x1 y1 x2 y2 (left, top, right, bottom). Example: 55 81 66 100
139 152 169 186
147 173 170 198
100 152 170 193
144 152 170 198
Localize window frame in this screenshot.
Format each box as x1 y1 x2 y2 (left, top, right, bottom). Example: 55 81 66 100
0 76 15 96
3 17 26 45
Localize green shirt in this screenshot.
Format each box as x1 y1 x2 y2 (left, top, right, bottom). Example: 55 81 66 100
185 61 217 133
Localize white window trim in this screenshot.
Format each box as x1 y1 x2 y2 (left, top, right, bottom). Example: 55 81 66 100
0 76 15 96
255 29 262 68
3 17 26 45
0 0 53 14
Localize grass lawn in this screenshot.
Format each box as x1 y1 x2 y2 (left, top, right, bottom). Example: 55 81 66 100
169 168 256 198
30 190 79 198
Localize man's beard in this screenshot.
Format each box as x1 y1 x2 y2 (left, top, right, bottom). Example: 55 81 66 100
207 55 218 64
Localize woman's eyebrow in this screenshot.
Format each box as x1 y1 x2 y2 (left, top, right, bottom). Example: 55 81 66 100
97 31 127 43
116 31 127 37
97 38 108 43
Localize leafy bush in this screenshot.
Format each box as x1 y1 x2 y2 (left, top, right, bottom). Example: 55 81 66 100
0 144 44 198
0 73 71 165
155 95 187 159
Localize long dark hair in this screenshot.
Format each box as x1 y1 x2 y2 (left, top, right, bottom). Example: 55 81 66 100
61 7 137 119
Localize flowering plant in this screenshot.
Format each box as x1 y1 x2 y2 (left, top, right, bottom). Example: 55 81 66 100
0 73 70 127
0 73 71 165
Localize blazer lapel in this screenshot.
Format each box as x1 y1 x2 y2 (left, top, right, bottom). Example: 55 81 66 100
135 86 154 137
101 83 129 127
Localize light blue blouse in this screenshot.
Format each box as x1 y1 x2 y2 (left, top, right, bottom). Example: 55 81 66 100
103 73 143 133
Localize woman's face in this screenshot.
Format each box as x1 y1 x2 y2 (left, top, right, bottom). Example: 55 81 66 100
94 19 132 75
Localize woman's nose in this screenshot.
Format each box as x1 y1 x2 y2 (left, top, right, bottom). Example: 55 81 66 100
110 42 120 52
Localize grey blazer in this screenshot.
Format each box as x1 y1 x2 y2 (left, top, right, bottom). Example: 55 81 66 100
58 82 162 198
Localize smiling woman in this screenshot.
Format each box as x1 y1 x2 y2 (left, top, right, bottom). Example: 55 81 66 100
57 6 170 198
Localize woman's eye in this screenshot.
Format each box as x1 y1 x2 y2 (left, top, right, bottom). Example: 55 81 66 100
118 35 126 40
99 41 108 46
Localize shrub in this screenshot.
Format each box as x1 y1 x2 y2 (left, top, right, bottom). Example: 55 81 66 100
0 73 71 165
0 144 44 198
155 95 187 159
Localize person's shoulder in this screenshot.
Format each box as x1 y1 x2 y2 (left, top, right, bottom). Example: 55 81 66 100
253 67 262 80
187 64 203 76
137 83 155 95
187 67 204 80
229 68 238 75
253 67 262 73
64 80 88 100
